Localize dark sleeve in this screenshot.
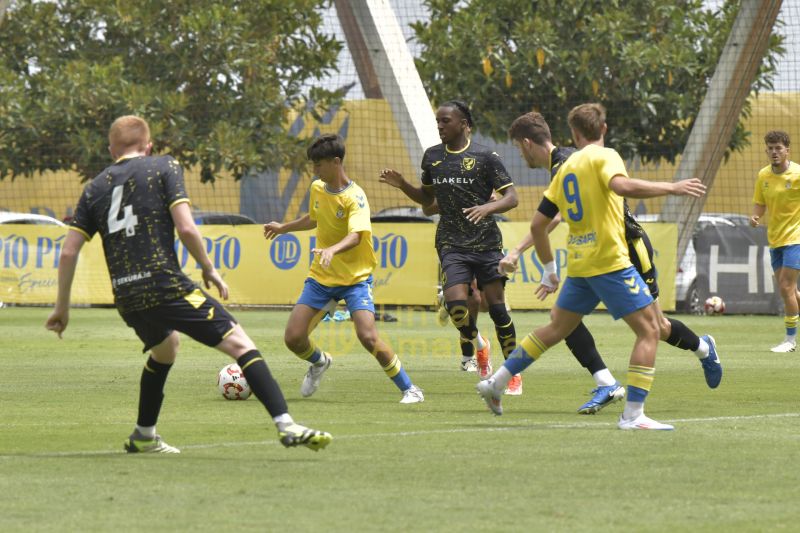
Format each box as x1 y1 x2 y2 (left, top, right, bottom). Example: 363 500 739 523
537 196 559 218
487 151 513 191
70 186 97 239
162 157 189 207
420 149 432 186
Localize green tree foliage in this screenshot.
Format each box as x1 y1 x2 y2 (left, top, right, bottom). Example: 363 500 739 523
412 0 784 163
0 0 342 181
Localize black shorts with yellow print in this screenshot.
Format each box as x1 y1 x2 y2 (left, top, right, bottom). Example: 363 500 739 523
121 288 238 352
628 233 660 299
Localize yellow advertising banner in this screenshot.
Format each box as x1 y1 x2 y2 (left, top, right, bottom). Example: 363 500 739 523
0 225 112 305
0 222 676 310
172 223 438 305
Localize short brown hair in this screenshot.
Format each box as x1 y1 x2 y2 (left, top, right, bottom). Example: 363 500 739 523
764 130 790 147
109 116 150 152
567 103 606 141
508 112 552 145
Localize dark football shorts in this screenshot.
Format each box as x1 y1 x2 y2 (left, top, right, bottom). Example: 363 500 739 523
121 288 238 352
439 249 507 291
628 233 660 299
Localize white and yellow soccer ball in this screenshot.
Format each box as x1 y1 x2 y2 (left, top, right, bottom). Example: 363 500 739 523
217 363 251 400
704 295 726 315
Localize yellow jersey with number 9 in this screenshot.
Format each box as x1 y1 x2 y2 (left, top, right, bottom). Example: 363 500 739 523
544 144 631 277
308 179 377 286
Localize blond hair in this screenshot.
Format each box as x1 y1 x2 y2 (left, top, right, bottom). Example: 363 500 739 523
567 103 606 142
109 115 150 154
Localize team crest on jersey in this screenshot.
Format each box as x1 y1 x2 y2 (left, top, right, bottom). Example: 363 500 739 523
461 157 476 171
336 207 345 219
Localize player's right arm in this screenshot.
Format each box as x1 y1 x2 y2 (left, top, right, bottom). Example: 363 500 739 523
751 203 766 227
45 229 88 338
421 198 439 216
379 168 435 205
171 201 229 300
263 214 316 239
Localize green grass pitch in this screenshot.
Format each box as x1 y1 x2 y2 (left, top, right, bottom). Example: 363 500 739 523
1 306 799 532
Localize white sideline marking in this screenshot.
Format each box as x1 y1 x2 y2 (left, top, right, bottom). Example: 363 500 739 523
3 412 799 459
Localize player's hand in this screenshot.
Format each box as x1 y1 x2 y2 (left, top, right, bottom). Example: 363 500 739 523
462 203 493 224
498 251 520 274
263 222 285 240
312 247 334 267
534 272 560 300
203 267 229 300
379 169 406 189
673 178 706 197
45 308 69 339
750 215 760 227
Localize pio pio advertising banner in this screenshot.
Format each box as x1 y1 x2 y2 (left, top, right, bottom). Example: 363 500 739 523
1 222 676 310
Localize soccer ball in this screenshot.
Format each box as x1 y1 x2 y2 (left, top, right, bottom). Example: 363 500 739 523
704 296 726 315
217 363 251 400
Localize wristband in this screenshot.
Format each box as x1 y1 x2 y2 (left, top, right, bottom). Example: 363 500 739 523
542 261 558 288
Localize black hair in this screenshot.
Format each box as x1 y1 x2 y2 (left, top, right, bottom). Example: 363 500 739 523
441 100 475 129
307 133 346 162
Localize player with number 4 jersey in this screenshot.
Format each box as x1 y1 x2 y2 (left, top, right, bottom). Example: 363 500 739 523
46 115 331 454
70 154 195 313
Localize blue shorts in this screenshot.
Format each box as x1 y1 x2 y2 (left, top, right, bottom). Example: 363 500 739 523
770 244 800 272
556 266 654 320
296 276 375 313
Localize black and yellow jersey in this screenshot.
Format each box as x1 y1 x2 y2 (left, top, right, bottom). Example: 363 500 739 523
421 139 513 252
70 155 197 313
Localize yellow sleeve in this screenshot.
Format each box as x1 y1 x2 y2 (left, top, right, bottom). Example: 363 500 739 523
753 174 765 205
347 193 372 234
597 149 628 188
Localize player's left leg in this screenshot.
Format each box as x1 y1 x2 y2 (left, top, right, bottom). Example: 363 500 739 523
617 303 672 430
768 246 799 352
773 260 800 352
469 281 492 378
655 301 722 388
482 281 521 395
592 266 672 430
350 310 423 403
346 278 423 403
218 324 332 451
480 271 520 394
631 235 721 387
172 290 331 449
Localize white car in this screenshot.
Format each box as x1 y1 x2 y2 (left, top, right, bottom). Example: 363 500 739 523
0 212 66 226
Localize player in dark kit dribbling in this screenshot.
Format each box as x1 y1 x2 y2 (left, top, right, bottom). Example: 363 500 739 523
46 115 331 453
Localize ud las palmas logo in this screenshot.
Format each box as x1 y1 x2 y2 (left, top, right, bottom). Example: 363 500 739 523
462 157 476 171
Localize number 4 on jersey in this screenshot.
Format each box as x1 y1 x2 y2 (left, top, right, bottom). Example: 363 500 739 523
108 185 139 236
